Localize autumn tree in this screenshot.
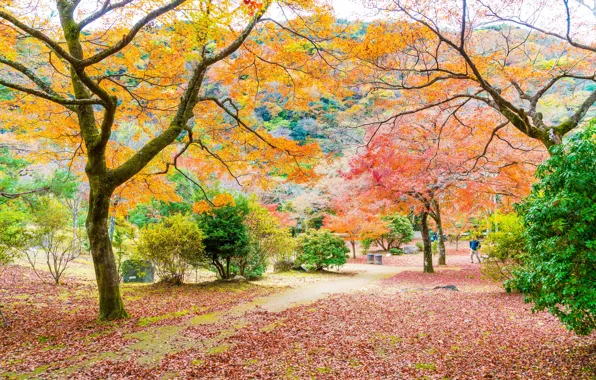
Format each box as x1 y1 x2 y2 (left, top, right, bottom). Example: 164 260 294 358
0 0 335 318
353 0 596 151
324 202 389 258
347 108 539 272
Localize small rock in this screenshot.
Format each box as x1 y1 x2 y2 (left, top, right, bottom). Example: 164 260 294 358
232 275 247 282
433 285 458 291
403 245 419 254
464 319 472 323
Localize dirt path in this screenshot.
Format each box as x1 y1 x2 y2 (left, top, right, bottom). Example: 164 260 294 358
255 263 419 312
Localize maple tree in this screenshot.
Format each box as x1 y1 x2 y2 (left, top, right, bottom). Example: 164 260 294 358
346 107 540 272
351 0 596 151
323 201 389 258
0 0 334 318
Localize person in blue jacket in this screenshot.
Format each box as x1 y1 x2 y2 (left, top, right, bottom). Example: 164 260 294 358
469 238 481 263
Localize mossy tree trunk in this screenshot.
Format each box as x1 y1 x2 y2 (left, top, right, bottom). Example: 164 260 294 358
87 180 127 319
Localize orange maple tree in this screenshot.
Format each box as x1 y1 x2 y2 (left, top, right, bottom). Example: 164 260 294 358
323 200 389 259
349 0 596 151
0 0 340 318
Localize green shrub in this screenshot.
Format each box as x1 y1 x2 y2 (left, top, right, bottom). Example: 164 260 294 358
137 214 204 285
296 230 348 271
431 241 438 256
235 198 296 279
0 204 28 268
507 123 596 335
375 214 414 250
197 199 249 280
415 242 424 252
389 248 403 255
361 238 373 254
482 213 525 281
273 259 294 272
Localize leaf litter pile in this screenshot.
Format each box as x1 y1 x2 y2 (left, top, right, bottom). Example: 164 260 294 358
1 257 595 379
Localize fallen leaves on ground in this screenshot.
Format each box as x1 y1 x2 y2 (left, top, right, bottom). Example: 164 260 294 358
163 260 596 379
0 266 278 376
1 256 595 379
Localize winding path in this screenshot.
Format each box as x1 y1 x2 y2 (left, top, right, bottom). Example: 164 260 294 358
256 263 420 312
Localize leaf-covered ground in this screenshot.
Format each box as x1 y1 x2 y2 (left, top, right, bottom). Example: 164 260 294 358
1 252 595 379
0 266 280 377
165 260 595 379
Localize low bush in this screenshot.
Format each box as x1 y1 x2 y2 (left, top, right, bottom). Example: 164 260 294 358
273 259 294 273
415 242 424 252
137 214 204 285
296 230 348 271
389 248 403 255
482 213 525 282
361 238 373 254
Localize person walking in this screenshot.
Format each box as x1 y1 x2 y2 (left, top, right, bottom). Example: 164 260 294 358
469 238 481 263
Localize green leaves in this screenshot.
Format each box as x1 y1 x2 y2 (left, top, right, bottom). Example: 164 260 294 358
296 230 348 271
509 119 596 335
137 213 205 285
196 196 250 279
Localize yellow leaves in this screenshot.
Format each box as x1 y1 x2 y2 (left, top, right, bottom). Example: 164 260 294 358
213 193 235 207
192 200 212 214
192 193 235 215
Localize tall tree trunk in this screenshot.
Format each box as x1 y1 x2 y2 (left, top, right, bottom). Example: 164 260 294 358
86 183 127 319
420 211 434 273
456 235 459 251
432 201 446 265
350 240 356 259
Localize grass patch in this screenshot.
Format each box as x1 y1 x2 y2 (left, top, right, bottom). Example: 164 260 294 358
190 312 220 325
415 363 436 371
138 310 191 327
260 318 286 333
207 343 231 355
